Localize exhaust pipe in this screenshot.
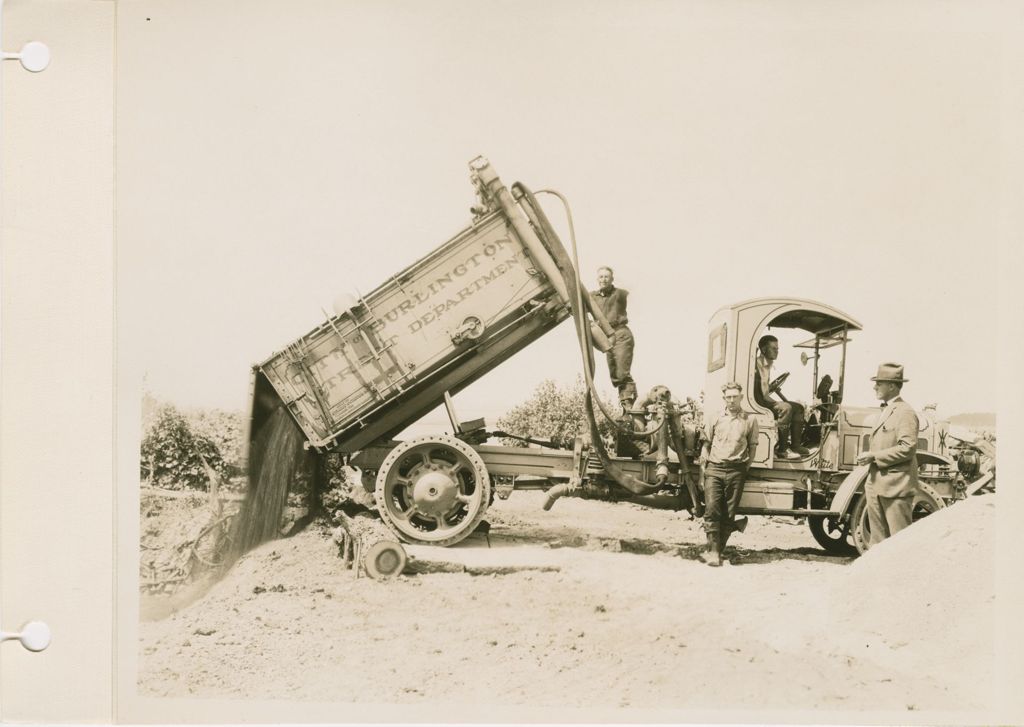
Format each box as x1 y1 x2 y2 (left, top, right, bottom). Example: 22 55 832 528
542 482 574 511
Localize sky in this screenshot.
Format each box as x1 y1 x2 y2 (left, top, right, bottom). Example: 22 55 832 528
116 0 1004 432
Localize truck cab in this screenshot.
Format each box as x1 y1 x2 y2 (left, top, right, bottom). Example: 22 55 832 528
703 297 863 472
699 297 971 554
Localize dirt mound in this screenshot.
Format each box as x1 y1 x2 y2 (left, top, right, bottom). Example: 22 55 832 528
138 492 996 713
828 495 995 694
140 495 235 592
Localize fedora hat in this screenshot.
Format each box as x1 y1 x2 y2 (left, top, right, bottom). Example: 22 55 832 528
871 362 909 383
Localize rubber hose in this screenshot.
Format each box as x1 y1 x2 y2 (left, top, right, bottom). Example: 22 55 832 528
512 183 615 339
518 186 661 497
542 482 573 511
515 185 637 434
669 415 702 517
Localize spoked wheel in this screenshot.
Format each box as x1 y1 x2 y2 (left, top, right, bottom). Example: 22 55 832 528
852 481 946 554
807 514 857 556
374 435 491 547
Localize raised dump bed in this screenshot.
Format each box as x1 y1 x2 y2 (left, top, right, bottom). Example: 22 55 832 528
248 158 573 456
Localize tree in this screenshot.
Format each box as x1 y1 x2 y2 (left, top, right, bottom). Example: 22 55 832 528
496 377 619 448
140 403 228 490
187 407 246 476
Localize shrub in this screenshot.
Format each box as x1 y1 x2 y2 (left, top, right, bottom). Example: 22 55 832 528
496 377 619 448
188 407 246 475
140 403 227 490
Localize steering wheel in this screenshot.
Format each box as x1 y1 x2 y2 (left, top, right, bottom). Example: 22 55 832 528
768 372 790 393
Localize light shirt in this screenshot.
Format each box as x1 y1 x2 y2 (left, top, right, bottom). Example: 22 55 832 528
704 409 759 465
755 352 773 400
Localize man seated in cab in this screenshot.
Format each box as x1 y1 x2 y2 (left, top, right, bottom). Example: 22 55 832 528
753 334 810 460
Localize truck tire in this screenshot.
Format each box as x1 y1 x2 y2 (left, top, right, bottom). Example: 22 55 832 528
807 515 857 556
374 435 491 547
851 481 946 555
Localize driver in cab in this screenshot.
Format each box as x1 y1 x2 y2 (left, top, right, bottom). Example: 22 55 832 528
753 334 810 460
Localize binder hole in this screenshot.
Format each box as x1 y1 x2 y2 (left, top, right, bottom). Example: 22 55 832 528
19 621 51 652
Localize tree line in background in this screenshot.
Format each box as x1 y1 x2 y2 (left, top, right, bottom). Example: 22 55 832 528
495 378 621 448
140 391 245 490
138 379 698 491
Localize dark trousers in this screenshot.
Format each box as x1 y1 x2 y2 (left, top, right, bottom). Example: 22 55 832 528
606 326 637 404
703 463 747 535
769 400 805 449
864 486 913 546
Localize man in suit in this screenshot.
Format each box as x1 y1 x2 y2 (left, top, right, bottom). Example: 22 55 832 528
855 363 919 547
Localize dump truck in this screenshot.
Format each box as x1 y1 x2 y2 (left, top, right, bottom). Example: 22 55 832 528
247 157 993 554
248 156 648 547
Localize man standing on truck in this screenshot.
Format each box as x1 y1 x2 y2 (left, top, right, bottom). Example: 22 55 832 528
699 382 758 567
855 363 919 547
753 334 810 459
591 266 637 413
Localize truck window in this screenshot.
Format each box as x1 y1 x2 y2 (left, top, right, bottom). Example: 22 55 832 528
707 323 727 372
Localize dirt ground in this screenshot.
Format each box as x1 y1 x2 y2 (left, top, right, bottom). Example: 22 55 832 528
137 491 995 715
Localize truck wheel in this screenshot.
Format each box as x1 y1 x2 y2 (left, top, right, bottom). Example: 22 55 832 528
807 515 857 556
851 482 946 555
374 435 491 547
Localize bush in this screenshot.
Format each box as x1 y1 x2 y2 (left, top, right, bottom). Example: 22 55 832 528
140 403 228 490
496 377 619 448
188 407 246 475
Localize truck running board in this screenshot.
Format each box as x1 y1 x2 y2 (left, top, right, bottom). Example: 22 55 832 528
736 508 837 517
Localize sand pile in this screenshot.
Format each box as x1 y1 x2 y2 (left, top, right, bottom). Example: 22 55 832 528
828 495 995 687
140 495 233 592
139 493 999 711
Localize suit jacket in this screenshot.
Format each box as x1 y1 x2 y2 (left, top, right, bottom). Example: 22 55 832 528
866 397 920 498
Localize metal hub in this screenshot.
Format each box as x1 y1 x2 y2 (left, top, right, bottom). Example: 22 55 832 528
374 435 492 547
411 469 459 517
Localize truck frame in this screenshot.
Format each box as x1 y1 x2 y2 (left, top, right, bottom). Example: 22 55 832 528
247 158 994 554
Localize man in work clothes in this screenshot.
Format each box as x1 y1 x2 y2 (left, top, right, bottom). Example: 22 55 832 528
855 363 920 547
591 266 637 412
753 334 810 459
699 382 758 567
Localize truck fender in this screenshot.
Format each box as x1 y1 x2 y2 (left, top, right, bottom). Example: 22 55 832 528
830 464 870 519
917 450 955 467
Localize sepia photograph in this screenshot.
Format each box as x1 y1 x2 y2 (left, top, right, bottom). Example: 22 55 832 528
111 1 1010 722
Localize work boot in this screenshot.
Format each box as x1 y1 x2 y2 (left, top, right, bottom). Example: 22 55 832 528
699 532 722 567
775 430 799 459
791 420 811 456
775 430 795 460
